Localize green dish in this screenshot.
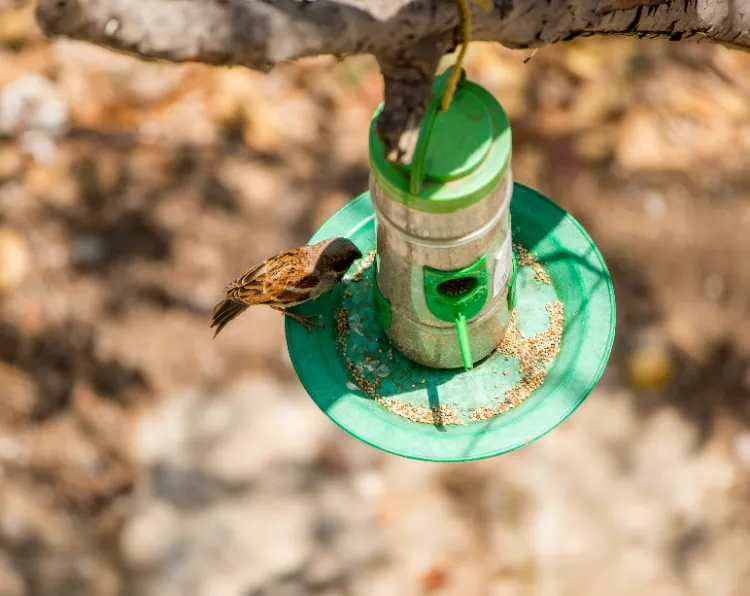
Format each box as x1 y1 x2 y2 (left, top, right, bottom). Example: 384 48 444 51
285 183 616 462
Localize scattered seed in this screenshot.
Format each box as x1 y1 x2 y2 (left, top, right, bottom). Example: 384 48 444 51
334 243 562 426
514 243 551 284
470 300 564 421
350 249 376 282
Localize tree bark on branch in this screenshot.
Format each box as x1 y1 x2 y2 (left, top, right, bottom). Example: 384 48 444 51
35 0 750 161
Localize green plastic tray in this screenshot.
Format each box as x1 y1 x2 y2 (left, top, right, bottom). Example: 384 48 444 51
285 183 616 462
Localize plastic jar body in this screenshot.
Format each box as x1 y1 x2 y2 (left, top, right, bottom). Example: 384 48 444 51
371 169 514 369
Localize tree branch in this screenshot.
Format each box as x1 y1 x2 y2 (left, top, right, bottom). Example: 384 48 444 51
35 0 750 161
376 33 453 164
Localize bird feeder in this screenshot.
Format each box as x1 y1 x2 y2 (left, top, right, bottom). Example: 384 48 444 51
370 70 514 370
285 69 616 462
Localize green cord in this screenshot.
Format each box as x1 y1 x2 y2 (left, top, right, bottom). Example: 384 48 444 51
455 312 473 370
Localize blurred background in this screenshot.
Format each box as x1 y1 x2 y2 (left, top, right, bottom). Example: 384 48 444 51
2 1 750 595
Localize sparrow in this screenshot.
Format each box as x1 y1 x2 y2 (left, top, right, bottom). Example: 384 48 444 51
211 237 362 337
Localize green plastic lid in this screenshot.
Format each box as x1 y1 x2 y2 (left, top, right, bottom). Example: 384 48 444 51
369 68 511 213
284 184 616 462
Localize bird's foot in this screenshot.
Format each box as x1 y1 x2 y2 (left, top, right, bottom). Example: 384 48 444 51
277 309 324 332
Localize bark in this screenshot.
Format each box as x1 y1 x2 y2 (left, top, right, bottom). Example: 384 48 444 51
35 0 750 161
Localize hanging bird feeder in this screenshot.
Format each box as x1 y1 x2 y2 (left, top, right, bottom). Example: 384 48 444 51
285 69 616 462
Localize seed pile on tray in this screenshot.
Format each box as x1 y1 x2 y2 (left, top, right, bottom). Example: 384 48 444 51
375 396 465 426
514 242 551 284
336 244 564 425
469 300 564 422
348 249 376 283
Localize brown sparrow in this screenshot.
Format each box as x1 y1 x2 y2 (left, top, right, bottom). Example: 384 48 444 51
211 237 362 337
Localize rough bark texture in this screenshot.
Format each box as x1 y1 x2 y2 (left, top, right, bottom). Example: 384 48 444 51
35 0 750 162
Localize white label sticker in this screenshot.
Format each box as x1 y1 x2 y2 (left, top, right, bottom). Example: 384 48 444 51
492 234 513 297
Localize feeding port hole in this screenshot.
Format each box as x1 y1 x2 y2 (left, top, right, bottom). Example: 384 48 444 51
437 276 478 297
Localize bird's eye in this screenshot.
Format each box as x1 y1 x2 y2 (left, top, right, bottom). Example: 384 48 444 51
332 255 353 271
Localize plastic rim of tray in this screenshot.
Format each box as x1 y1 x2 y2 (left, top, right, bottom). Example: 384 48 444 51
285 182 616 462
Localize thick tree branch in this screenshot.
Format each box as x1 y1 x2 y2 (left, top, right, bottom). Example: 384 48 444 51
36 0 750 161
377 33 453 163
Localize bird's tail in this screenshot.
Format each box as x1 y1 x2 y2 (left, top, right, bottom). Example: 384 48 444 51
211 299 249 338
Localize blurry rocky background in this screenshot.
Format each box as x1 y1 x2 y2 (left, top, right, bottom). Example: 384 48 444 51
2 1 750 595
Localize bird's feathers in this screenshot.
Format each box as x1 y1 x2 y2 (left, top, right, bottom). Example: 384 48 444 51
211 299 249 338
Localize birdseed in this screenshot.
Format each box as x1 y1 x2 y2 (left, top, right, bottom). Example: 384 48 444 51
336 243 564 425
349 249 376 282
468 300 564 422
514 243 551 284
372 398 465 426
336 304 466 425
335 307 350 352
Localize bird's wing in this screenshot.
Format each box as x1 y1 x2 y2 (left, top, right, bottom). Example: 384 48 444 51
267 273 321 305
224 261 270 305
263 249 320 304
